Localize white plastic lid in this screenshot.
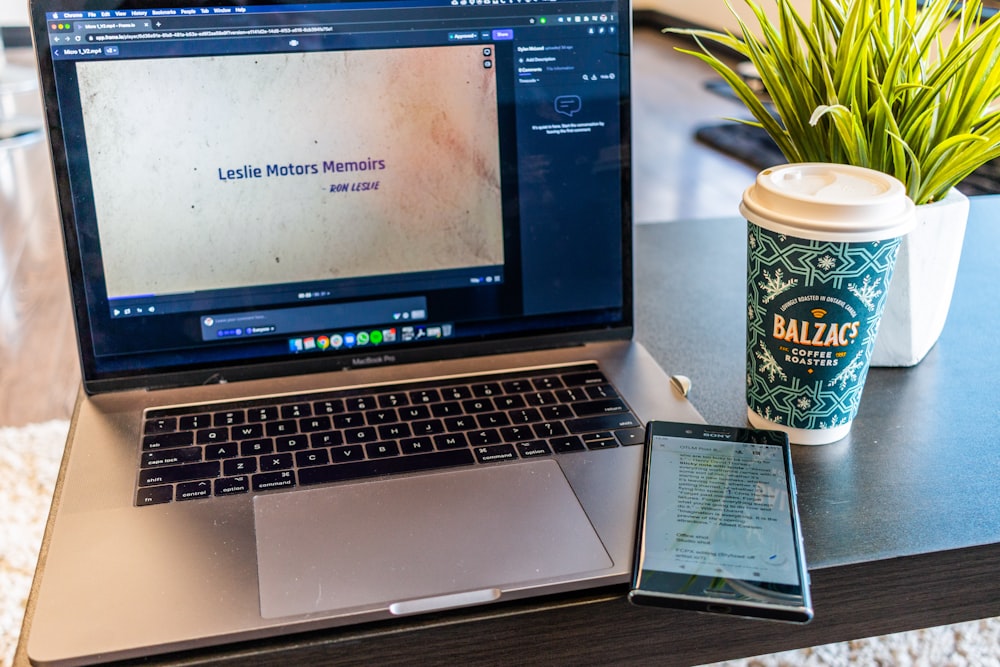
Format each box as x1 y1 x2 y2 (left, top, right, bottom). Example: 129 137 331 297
740 163 916 242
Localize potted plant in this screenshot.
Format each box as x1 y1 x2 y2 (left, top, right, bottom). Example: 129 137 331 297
670 0 1000 365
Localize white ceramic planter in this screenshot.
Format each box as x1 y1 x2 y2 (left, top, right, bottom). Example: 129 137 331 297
870 188 969 367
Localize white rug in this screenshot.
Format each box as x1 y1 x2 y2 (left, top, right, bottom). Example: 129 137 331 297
1 421 998 667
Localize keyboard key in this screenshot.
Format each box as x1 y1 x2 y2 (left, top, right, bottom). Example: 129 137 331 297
440 386 470 401
179 414 212 430
265 420 297 437
463 398 494 413
551 436 586 453
399 405 430 420
248 406 280 422
410 389 440 404
573 398 628 417
139 462 219 487
582 432 619 449
366 441 400 459
144 417 177 434
136 485 173 506
615 427 644 446
476 412 510 428
379 392 410 407
301 416 332 432
468 429 501 446
298 449 475 486
443 415 476 431
540 404 573 420
378 423 411 440
532 376 564 390
142 431 194 451
214 410 245 426
586 384 618 400
215 476 250 496
471 382 502 397
346 396 376 411
205 442 239 459
555 388 588 403
509 408 542 424
495 394 526 410
474 444 517 463
431 401 463 417
330 444 365 462
281 403 311 419
231 423 264 440
525 391 555 406
177 480 213 501
296 449 330 467
563 370 607 386
516 441 552 458
566 413 640 433
276 435 309 452
533 421 568 439
412 419 444 436
241 438 273 456
196 427 229 444
313 399 344 415
366 409 399 424
499 425 533 442
311 431 343 448
402 437 435 454
333 414 364 429
253 470 296 492
142 446 202 468
224 458 257 476
432 433 467 450
260 453 294 471
501 379 531 393
345 427 379 444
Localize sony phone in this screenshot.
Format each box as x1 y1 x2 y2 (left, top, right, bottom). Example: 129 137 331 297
629 421 813 623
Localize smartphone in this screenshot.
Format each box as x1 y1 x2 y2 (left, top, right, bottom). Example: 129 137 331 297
629 421 813 623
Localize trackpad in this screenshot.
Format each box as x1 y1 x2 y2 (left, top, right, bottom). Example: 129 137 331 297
254 460 612 619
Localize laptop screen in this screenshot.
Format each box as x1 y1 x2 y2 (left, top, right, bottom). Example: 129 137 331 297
33 0 632 390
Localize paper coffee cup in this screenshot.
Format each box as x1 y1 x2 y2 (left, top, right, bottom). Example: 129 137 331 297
741 164 915 445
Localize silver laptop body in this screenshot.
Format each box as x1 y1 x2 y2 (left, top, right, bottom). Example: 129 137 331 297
25 0 702 664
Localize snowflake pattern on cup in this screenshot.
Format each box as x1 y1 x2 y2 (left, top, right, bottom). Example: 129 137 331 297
746 222 902 432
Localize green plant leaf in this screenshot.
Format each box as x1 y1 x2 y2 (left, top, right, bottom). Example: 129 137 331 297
671 0 1000 204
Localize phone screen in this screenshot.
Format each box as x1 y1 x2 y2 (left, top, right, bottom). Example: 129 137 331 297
629 422 812 623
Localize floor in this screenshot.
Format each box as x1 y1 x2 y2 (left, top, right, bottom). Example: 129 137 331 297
0 25 757 428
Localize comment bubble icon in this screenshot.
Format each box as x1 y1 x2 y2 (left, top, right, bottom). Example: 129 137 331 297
554 95 582 117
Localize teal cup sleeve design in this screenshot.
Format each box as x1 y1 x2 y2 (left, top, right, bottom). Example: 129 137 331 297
746 222 902 434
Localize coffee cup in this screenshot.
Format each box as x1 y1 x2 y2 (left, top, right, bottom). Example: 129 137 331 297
741 163 916 445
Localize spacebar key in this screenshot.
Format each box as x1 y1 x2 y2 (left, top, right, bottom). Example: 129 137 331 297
298 449 475 486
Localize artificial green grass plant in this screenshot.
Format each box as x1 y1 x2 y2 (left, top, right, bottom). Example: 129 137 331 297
672 0 1000 204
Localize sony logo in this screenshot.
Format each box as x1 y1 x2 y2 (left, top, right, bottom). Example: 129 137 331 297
701 431 732 440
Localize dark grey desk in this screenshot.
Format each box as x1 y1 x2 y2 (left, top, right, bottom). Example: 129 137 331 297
16 197 1000 666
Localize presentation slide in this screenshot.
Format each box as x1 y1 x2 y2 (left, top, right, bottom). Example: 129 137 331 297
77 44 504 299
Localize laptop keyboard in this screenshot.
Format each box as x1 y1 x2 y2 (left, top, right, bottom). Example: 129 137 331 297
136 363 643 506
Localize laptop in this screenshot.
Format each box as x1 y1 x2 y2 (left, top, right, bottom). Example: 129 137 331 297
25 0 702 663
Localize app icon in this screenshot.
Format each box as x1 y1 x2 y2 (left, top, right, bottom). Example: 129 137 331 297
370 330 383 345
357 331 370 345
304 337 316 350
317 335 330 350
330 334 344 349
344 333 357 348
383 328 398 343
289 338 304 352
